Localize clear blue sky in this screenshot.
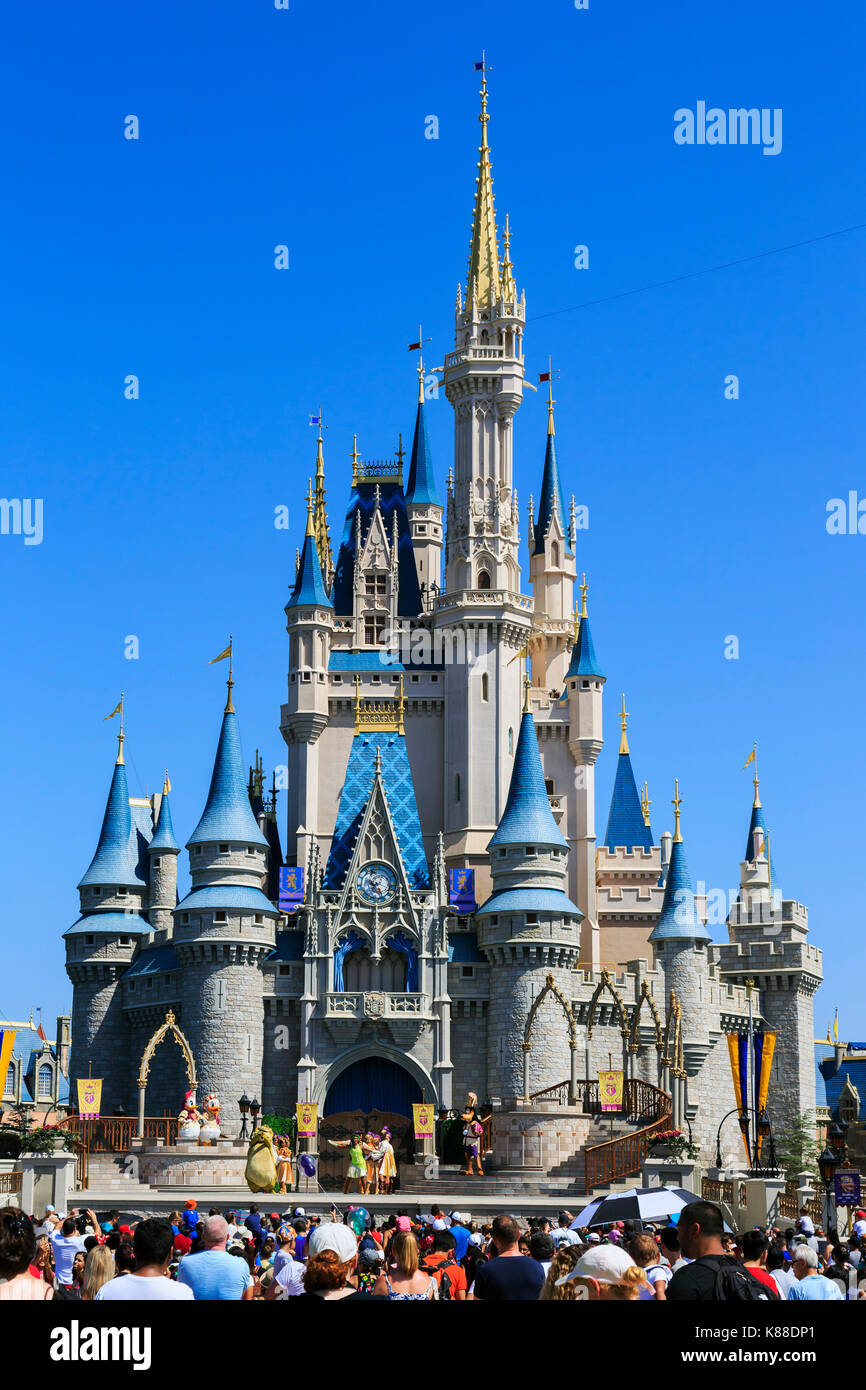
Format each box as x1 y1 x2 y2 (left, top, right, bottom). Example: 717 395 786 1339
0 0 863 1041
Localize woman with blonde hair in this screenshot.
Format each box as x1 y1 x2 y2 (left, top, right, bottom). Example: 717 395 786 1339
0 1208 53 1301
81 1245 115 1301
554 1243 649 1301
373 1230 437 1300
539 1242 582 1299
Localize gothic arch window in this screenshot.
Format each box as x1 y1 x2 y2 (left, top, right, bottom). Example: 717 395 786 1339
290 634 299 668
455 773 462 803
480 329 489 345
508 727 514 755
481 672 489 702
477 569 491 590
551 541 560 566
37 1063 52 1097
3 1064 13 1097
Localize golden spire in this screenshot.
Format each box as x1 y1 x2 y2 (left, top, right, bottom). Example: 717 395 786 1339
397 673 406 736
546 357 555 436
619 693 629 755
305 478 315 537
501 213 516 300
466 52 501 311
353 674 362 734
580 573 588 619
752 743 761 809
350 434 361 488
414 325 426 403
572 599 581 644
208 637 234 711
641 781 651 827
522 672 532 713
672 778 682 843
110 693 125 765
312 408 332 579
163 770 171 796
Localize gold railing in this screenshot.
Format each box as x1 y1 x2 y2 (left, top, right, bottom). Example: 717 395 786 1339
0 1171 22 1195
60 1115 179 1152
530 1077 669 1127
582 1083 672 1193
702 1178 734 1205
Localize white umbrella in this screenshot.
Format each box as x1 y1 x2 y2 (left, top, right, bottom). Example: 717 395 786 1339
570 1186 701 1230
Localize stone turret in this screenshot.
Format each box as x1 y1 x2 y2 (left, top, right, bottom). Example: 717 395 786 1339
528 386 576 691
404 362 443 603
148 774 179 936
564 583 605 964
477 681 583 1101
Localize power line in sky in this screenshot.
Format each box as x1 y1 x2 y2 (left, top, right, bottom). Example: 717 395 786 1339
528 221 866 323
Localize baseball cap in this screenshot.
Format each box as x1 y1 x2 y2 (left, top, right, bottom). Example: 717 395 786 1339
469 1233 484 1247
307 1222 358 1263
556 1245 638 1286
586 1232 601 1243
432 1219 448 1231
293 1206 306 1217
396 1216 412 1232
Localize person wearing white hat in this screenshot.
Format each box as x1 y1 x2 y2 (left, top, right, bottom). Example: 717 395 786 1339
555 1245 648 1300
297 1222 383 1301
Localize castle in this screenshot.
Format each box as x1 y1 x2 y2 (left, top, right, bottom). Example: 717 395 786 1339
64 67 822 1174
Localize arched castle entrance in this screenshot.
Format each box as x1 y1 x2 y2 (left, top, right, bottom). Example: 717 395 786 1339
315 1046 431 1190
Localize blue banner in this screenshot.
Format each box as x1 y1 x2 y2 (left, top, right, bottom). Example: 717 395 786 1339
449 868 476 914
278 867 305 913
834 1171 861 1207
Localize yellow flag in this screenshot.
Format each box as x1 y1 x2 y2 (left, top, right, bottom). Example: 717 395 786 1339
742 748 756 770
104 699 122 721
208 644 232 665
833 1010 839 1042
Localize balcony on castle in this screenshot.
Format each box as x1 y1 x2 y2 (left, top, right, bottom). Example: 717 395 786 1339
323 991 432 1021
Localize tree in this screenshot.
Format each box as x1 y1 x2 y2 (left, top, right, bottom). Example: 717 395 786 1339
775 1110 820 1183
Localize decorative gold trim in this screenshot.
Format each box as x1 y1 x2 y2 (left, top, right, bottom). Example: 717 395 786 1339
137 1010 197 1090
586 969 628 1039
354 674 406 736
524 973 576 1050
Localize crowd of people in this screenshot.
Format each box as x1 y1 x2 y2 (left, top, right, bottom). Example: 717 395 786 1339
1 1196 864 1302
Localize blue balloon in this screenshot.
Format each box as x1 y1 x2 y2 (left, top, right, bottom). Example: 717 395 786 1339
299 1153 316 1177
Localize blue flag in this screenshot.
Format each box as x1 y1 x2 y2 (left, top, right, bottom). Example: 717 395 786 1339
449 868 476 914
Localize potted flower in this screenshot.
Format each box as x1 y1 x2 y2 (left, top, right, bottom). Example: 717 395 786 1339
648 1128 699 1161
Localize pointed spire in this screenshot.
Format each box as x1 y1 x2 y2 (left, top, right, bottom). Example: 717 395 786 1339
533 366 569 554
641 782 652 828
489 704 567 849
311 414 333 581
501 213 516 300
604 709 653 852
78 738 144 888
649 787 711 943
406 365 440 506
287 496 332 610
187 694 268 849
565 576 603 679
466 54 501 312
150 773 180 853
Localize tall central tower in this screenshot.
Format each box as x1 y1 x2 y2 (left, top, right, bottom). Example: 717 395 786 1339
436 62 532 895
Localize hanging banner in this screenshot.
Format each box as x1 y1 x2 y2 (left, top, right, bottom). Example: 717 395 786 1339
77 1078 102 1119
295 1102 318 1138
754 1030 777 1159
598 1070 624 1112
449 869 476 915
0 1029 17 1091
413 1103 435 1139
279 867 305 914
834 1171 861 1207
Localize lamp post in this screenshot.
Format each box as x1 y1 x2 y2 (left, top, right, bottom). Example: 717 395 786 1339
238 1094 251 1142
249 1097 261 1133
818 1144 840 1235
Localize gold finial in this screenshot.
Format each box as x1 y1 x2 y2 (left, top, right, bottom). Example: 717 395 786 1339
396 432 405 472
580 573 588 619
374 744 382 776
501 213 516 299
672 778 682 843
351 434 361 488
522 673 532 713
745 977 755 1000
752 742 761 808
163 770 171 796
397 673 406 735
305 478 315 537
546 357 555 436
311 409 332 580
353 674 362 734
572 600 581 644
619 693 629 755
641 781 651 827
225 635 234 712
415 324 426 402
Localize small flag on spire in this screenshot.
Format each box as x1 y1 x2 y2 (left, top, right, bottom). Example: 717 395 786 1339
474 60 484 71
208 642 232 665
538 372 551 383
407 341 422 352
309 414 321 426
104 699 122 721
742 746 756 769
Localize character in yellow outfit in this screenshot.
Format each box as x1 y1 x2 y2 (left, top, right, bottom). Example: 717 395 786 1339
275 1133 293 1192
379 1125 397 1194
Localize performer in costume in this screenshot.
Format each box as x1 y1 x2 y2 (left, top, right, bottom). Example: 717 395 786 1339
328 1132 368 1193
461 1092 484 1177
379 1125 397 1194
362 1131 386 1195
275 1133 293 1192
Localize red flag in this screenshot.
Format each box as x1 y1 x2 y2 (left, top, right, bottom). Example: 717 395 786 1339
538 371 551 383
407 341 422 351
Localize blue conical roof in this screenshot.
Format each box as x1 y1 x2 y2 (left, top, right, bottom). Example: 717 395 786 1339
534 430 569 554
187 709 268 848
565 614 603 679
150 789 180 853
743 800 778 890
489 709 567 849
405 395 439 506
604 752 653 851
649 836 711 943
287 528 331 609
78 760 146 888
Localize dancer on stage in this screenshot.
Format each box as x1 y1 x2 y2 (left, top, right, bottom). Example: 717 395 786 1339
379 1126 397 1195
362 1131 386 1195
461 1092 484 1177
275 1133 293 1193
328 1132 368 1193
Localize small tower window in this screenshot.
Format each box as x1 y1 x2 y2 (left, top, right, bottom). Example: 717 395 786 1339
85 935 94 945
5 1065 15 1096
37 1064 52 1097
117 888 127 898
481 673 489 702
455 773 462 803
152 857 161 869
364 615 387 645
526 846 537 856
545 779 554 794
214 912 227 923
477 569 491 591
551 541 560 566
508 728 514 755
219 844 229 854
92 887 101 897
526 913 538 924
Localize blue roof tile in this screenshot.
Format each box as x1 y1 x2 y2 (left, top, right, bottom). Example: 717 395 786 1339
122 943 180 978
323 731 430 891
175 884 278 915
287 528 331 609
331 483 423 619
648 838 711 943
150 790 179 852
476 888 582 917
405 395 440 506
78 761 147 889
565 614 603 680
604 752 653 851
187 710 268 848
63 911 153 938
489 709 567 849
267 930 305 962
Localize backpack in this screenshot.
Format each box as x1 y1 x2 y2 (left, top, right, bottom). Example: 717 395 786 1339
709 1256 779 1302
422 1253 458 1301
